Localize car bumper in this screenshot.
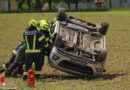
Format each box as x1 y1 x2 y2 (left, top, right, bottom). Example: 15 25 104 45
49 47 105 76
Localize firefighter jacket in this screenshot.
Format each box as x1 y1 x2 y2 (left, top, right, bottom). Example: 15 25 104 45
50 19 56 36
23 26 49 53
40 30 53 55
40 30 53 45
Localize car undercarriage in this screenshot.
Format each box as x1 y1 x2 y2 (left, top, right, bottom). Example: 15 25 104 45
49 8 109 76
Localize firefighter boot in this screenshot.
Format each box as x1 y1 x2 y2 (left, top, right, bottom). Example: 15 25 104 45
4 71 11 77
23 75 28 81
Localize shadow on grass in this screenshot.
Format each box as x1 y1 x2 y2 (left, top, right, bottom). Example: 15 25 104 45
96 73 125 80
40 72 125 81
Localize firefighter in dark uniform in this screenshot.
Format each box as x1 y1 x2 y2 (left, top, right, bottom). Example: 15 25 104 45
37 20 53 71
50 18 56 35
4 43 26 77
23 19 50 80
0 41 25 74
49 18 57 42
39 20 53 57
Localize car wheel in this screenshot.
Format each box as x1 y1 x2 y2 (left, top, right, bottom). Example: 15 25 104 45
99 22 109 35
96 49 107 62
57 8 66 21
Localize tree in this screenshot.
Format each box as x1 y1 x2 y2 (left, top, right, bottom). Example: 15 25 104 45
83 0 93 9
63 0 71 11
35 0 41 10
27 0 31 10
46 0 59 10
84 0 93 3
84 0 93 9
104 0 111 8
48 0 52 10
75 0 79 10
15 0 26 10
109 0 111 8
71 0 83 10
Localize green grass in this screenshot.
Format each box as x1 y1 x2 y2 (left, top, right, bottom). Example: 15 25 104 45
0 11 130 90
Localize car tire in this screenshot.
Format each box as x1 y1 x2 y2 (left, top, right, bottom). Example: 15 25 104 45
99 22 109 35
96 49 107 62
57 8 66 21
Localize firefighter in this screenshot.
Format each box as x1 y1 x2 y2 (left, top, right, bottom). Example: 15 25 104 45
4 43 26 77
50 18 56 35
40 20 53 56
37 20 53 72
23 19 50 80
50 18 57 42
0 41 25 74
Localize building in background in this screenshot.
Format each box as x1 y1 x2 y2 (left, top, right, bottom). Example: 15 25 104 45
0 0 17 11
0 0 130 11
101 0 130 8
57 0 130 10
111 0 130 8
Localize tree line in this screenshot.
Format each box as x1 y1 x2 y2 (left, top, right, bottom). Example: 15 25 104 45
7 0 112 11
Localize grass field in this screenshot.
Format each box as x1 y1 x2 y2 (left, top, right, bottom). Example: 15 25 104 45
0 10 130 90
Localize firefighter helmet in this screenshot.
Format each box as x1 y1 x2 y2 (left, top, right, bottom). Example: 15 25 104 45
40 20 50 31
28 19 37 27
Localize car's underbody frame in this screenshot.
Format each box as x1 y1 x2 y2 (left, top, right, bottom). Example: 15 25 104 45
49 8 109 76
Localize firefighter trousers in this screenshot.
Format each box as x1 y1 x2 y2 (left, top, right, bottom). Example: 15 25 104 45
5 49 25 77
0 53 16 74
23 53 44 80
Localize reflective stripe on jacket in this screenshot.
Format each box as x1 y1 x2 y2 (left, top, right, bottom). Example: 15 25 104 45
23 26 49 53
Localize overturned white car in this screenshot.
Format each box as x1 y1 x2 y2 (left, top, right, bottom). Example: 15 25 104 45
49 8 109 77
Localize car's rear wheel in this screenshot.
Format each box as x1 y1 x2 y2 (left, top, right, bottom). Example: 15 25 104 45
99 22 109 35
